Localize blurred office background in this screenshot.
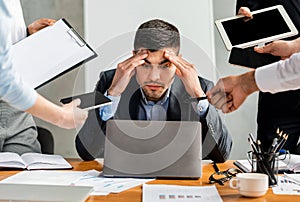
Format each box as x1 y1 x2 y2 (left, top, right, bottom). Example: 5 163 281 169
21 0 257 159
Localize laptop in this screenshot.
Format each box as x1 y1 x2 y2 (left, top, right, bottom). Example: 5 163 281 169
103 120 202 178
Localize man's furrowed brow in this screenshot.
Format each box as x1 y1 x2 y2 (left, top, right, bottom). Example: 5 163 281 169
144 59 170 65
159 59 170 65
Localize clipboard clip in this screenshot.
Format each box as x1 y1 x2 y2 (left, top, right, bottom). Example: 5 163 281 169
67 28 85 47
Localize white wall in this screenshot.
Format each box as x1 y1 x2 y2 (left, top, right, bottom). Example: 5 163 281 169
213 0 258 159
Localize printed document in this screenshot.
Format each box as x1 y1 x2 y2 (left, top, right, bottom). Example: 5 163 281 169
143 184 223 202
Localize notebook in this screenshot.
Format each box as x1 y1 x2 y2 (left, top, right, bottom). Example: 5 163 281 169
0 152 72 170
103 120 202 178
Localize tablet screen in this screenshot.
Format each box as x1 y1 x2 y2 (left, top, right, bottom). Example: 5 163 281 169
222 9 290 46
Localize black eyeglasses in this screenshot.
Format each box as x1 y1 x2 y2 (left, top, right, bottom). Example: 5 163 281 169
209 162 242 185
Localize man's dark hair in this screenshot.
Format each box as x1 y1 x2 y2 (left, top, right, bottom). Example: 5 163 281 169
134 19 180 54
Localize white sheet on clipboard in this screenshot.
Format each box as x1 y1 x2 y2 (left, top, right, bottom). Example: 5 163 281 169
11 18 96 89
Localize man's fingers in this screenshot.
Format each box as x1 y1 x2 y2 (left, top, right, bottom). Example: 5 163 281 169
207 88 228 109
238 7 252 18
254 44 271 54
208 90 224 105
47 19 57 26
221 100 235 113
120 51 148 68
165 51 188 72
207 81 225 100
70 98 81 107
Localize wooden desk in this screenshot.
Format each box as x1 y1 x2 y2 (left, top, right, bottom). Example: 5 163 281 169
0 159 298 201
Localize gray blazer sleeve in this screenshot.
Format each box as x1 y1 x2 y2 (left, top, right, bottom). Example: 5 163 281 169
75 70 114 160
200 79 232 163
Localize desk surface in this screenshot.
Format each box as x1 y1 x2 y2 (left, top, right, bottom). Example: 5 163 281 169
0 159 298 202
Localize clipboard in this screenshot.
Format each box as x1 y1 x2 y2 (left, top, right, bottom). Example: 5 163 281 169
11 18 97 89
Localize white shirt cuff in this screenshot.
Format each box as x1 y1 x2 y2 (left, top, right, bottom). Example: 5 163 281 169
255 62 282 93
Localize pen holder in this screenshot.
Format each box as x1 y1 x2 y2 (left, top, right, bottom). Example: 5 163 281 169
251 152 279 187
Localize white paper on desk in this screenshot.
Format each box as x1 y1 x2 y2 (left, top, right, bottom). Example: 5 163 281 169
272 175 300 195
12 18 96 89
235 159 288 172
0 170 85 185
0 170 153 196
282 154 300 172
143 184 223 202
73 172 153 195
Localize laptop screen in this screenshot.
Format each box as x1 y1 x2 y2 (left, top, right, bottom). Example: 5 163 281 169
103 120 202 178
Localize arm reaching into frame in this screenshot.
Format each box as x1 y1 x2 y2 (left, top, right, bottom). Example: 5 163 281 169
206 71 258 113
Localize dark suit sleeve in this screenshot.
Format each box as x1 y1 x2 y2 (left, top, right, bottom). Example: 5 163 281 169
75 71 114 160
200 79 233 163
75 109 106 160
236 0 273 14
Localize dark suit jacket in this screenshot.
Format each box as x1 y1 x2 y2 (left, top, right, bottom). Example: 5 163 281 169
76 69 232 163
236 0 300 153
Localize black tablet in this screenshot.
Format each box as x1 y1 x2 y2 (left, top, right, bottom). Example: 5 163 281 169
228 47 281 68
60 91 112 111
215 5 298 50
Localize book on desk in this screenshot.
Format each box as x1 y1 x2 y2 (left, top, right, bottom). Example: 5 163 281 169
0 152 72 170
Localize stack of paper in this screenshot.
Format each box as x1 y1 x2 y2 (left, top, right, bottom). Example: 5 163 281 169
234 158 291 173
0 170 153 196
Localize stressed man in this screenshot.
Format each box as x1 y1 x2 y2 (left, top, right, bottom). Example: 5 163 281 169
76 19 232 163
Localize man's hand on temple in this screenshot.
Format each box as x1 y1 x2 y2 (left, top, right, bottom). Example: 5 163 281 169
108 50 148 96
164 51 204 98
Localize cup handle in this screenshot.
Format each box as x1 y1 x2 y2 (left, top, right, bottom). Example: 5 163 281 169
229 178 238 189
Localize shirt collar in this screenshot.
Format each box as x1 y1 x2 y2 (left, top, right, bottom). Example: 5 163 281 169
140 86 171 105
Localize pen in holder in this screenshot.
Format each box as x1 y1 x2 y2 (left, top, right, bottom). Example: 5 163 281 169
247 130 288 186
250 151 279 187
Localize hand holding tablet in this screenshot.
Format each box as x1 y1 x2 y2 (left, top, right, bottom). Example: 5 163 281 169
60 91 112 111
215 5 298 51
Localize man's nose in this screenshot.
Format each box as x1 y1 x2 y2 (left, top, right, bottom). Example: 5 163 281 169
148 66 160 81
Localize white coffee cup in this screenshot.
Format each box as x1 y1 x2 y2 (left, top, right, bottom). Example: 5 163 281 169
229 173 269 197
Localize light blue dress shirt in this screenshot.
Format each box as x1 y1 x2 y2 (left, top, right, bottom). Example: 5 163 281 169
99 87 209 121
0 1 37 111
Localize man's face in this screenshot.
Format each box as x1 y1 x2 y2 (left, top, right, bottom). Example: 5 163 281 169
135 48 177 102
